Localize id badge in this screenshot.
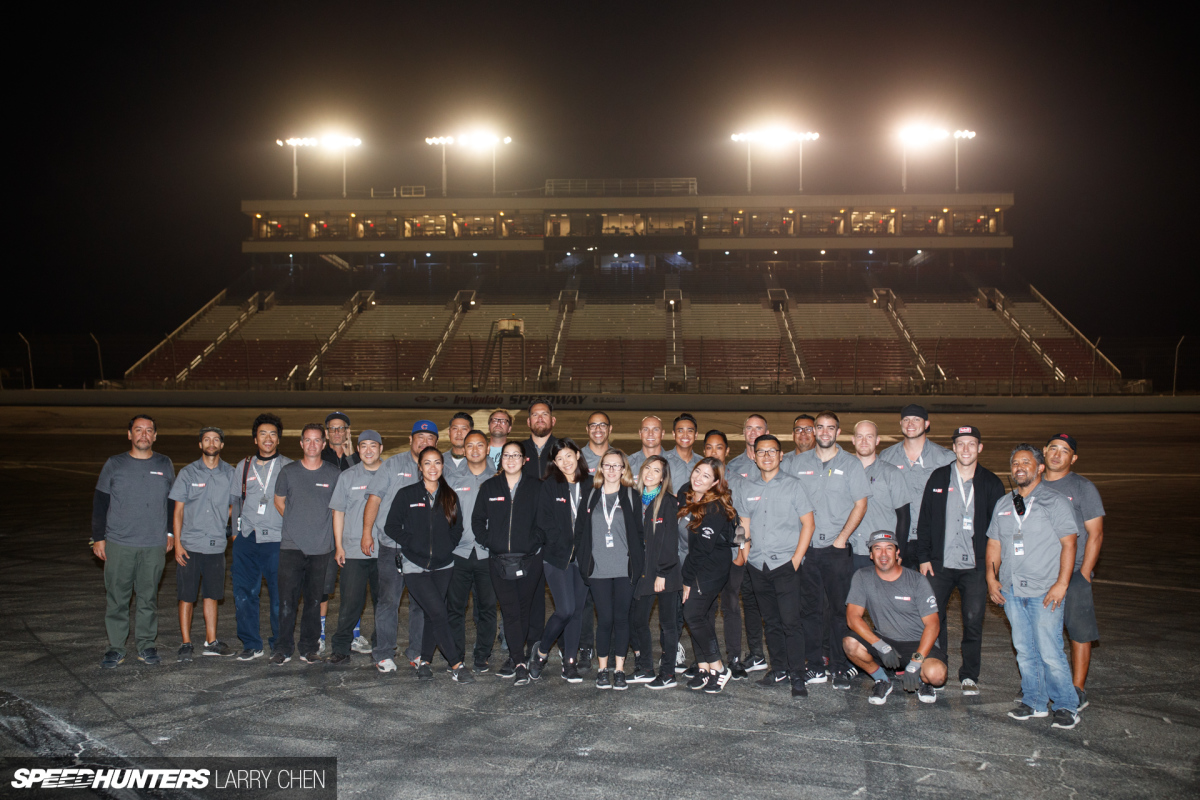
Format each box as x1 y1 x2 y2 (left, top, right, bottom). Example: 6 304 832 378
963 518 973 531
257 502 267 515
1013 539 1024 556
605 532 615 548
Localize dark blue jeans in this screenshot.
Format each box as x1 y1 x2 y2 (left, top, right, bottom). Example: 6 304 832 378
232 534 280 651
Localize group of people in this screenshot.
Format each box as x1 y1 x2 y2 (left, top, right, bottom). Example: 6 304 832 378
92 402 1104 729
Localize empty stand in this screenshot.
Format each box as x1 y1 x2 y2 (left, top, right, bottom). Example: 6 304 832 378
900 303 1049 379
188 304 350 383
564 304 665 381
322 304 451 386
681 303 792 381
791 303 912 379
437 303 558 385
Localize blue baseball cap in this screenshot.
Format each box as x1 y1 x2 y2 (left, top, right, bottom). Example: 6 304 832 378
411 420 439 436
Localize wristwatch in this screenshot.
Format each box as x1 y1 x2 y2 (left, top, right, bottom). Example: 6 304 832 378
910 652 924 662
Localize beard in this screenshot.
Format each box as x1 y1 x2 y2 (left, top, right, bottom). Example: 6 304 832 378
530 421 553 437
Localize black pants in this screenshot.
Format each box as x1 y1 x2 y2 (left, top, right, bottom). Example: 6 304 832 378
661 591 686 661
632 590 681 673
278 550 331 657
685 579 727 663
490 554 544 664
404 567 459 666
928 566 988 681
591 577 634 662
527 573 547 653
749 560 806 675
331 558 379 656
541 561 588 660
578 589 595 652
708 561 763 662
800 546 854 673
446 552 497 664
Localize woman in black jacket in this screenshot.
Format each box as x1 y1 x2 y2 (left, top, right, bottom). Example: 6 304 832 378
573 449 644 690
629 455 683 689
529 438 588 684
384 447 473 684
472 441 544 686
678 457 740 694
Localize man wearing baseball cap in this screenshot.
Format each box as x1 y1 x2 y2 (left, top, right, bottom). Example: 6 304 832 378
318 412 359 653
362 420 439 672
914 425 1005 695
844 530 946 705
1042 433 1105 712
879 405 955 562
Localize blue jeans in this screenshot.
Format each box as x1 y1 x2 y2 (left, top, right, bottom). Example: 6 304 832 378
232 534 280 651
1002 589 1077 713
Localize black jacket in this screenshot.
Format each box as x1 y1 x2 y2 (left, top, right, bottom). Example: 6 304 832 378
679 490 736 593
634 491 682 597
384 482 463 571
472 474 544 555
536 478 585 570
521 435 558 480
572 485 645 584
914 463 1006 571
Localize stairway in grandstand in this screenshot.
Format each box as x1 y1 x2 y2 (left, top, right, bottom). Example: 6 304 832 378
996 298 1111 380
321 303 454 388
128 304 248 383
790 302 915 380
898 302 1053 380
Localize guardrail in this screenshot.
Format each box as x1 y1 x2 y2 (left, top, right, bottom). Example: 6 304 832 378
1030 284 1121 379
990 290 1066 381
175 293 262 385
125 288 227 379
544 178 698 197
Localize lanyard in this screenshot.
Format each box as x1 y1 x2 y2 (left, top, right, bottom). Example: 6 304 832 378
955 469 974 513
569 482 580 524
1014 495 1035 534
602 490 619 532
250 458 276 498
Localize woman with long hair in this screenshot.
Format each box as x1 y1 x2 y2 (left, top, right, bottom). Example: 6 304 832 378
630 455 683 689
529 438 589 683
384 446 473 683
573 449 644 690
473 441 544 686
677 457 741 693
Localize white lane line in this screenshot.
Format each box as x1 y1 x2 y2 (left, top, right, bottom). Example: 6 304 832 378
1092 579 1200 594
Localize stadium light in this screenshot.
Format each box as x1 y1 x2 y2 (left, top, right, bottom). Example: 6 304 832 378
731 129 819 193
458 132 513 195
322 135 362 199
425 136 455 197
954 130 976 192
276 137 319 199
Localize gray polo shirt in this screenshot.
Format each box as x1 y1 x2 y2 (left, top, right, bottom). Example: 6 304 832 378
168 458 235 554
329 462 383 559
366 452 421 548
788 447 870 548
985 482 1078 598
879 438 955 540
446 460 493 559
732 472 814 569
847 566 939 642
233 454 292 543
942 471 975 568
856 459 908 555
1042 472 1105 573
96 452 175 548
665 449 702 492
726 451 762 483
275 461 340 555
628 448 663 480
581 445 609 477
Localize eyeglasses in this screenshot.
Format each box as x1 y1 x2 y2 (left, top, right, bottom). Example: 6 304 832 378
601 463 624 471
489 417 512 425
501 453 524 461
327 426 348 433
755 448 781 456
586 423 610 429
793 426 814 433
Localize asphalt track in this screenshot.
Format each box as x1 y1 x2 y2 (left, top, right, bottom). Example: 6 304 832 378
1 406 1197 798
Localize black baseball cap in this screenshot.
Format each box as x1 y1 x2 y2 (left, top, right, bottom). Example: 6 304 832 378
1046 433 1077 452
326 412 350 427
900 404 928 420
952 425 982 442
867 530 899 549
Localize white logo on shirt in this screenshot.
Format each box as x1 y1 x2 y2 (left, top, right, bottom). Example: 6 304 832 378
410 502 426 508
746 496 762 502
191 483 206 487
315 483 330 488
833 469 843 475
894 596 912 601
150 471 164 476
352 485 368 490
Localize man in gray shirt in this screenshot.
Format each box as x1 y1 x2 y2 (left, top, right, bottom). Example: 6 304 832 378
788 411 869 689
733 434 816 697
627 415 664 477
879 404 955 560
445 430 498 672
726 414 769 483
665 413 702 490
363 419 438 672
92 414 175 668
230 413 292 661
780 413 817 474
169 426 235 661
851 420 910 571
271 423 342 664
581 411 613 477
986 444 1080 729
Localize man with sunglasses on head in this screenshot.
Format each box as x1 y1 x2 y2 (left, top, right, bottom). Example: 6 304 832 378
317 412 359 654
879 404 955 562
986 444 1080 730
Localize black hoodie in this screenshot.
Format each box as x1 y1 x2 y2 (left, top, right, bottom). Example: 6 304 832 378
634 490 682 597
472 473 544 555
536 477 585 570
385 482 463 571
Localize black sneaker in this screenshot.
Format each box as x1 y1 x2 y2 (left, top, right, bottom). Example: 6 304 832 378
496 657 517 679
729 659 748 681
846 665 859 680
596 669 612 689
1076 686 1089 712
298 652 322 664
529 651 548 680
237 648 264 661
918 682 937 703
269 651 291 666
683 663 700 679
416 662 434 681
745 654 768 672
513 665 531 686
869 679 894 705
1008 703 1049 720
177 643 194 663
1051 708 1080 729
803 667 827 684
628 669 656 684
613 671 628 690
704 667 732 694
327 652 351 665
791 678 809 698
687 669 708 690
757 669 789 687
832 671 852 690
577 647 594 668
101 650 125 669
202 640 234 657
451 664 476 684
648 672 677 690
137 648 161 666
473 658 490 674
561 662 583 683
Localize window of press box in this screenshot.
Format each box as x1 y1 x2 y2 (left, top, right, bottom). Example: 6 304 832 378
748 211 793 236
699 212 743 235
254 215 303 239
405 215 448 238
645 212 695 235
600 213 645 235
360 216 400 239
544 213 599 236
453 215 495 238
849 210 895 235
901 211 944 234
308 215 351 240
501 213 543 238
952 211 1000 234
796 212 841 235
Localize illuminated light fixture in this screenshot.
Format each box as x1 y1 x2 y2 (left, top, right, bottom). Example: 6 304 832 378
276 136 321 198
917 249 922 254
868 250 874 254
255 213 261 218
379 252 385 257
897 125 950 193
676 251 682 256
426 252 431 257
472 252 478 257
943 208 949 213
350 213 356 218
725 251 730 255
995 208 1001 213
820 250 826 255
730 128 820 192
629 253 634 257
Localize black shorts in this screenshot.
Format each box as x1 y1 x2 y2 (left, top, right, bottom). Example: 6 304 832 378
851 631 947 665
1064 570 1100 643
176 552 225 602
323 553 339 596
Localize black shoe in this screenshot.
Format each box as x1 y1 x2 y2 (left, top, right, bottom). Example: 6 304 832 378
416 662 434 681
202 640 234 657
577 647 594 667
729 659 748 681
613 671 628 690
1051 708 1080 729
137 648 161 666
791 678 809 698
704 667 732 694
298 652 322 664
687 669 708 690
596 669 612 689
803 668 828 685
101 650 125 669
513 665 531 686
756 669 788 687
473 658 490 674
528 651 548 680
562 662 583 683
496 657 517 679
628 669 656 684
177 643 194 663
869 679 893 705
451 664 476 684
683 662 700 679
269 651 291 666
327 652 351 665
745 654 768 672
237 648 264 661
648 672 677 690
832 671 852 690
1008 703 1049 720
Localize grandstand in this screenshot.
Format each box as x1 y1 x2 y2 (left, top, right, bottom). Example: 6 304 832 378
123 183 1133 395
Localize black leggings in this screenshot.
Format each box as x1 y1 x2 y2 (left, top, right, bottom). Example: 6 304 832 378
540 561 588 660
632 590 680 673
684 579 727 663
591 577 634 662
490 554 544 664
404 568 459 666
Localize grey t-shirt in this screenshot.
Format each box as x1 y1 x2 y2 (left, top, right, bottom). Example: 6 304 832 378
96 452 175 547
788 447 870 548
628 449 662 479
366 453 421 548
879 438 956 540
1042 472 1105 573
847 566 939 642
233 454 293 543
942 472 976 568
590 489 629 580
168 458 235 554
856 460 908 555
726 451 762 483
328 462 382 559
732 472 814 569
986 482 1078 597
445 461 493 559
665 449 701 492
581 445 606 477
275 461 341 555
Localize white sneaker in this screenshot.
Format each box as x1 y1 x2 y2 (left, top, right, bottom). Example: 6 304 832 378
376 658 397 673
961 678 980 696
351 636 372 654
318 637 327 655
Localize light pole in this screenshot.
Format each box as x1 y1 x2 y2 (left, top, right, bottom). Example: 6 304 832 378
954 130 976 192
89 332 105 384
1174 335 1185 397
17 332 33 389
322 135 362 198
458 133 512 195
731 130 819 194
425 136 454 197
898 126 948 192
276 137 318 198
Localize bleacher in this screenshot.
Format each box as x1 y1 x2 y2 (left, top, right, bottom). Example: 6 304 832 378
681 303 792 380
323 304 451 384
188 305 349 382
1006 302 1098 379
564 304 665 379
900 303 1048 379
129 305 245 382
791 303 912 379
437 304 559 383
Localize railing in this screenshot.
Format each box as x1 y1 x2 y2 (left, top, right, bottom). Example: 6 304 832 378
1029 284 1121 379
421 306 464 382
876 289 930 379
775 306 809 380
302 290 373 387
544 178 698 197
175 293 261 385
990 289 1066 381
369 186 426 198
125 288 227 379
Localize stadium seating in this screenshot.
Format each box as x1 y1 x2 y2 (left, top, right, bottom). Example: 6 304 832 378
322 304 450 384
790 303 912 379
900 303 1048 379
188 304 349 382
565 304 665 380
681 303 793 380
436 303 558 384
1005 302 1101 379
129 305 245 382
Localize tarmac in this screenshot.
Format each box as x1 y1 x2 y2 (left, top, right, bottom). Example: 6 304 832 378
0 406 1197 798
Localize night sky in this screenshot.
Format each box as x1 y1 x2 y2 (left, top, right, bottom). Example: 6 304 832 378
19 5 1195 371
